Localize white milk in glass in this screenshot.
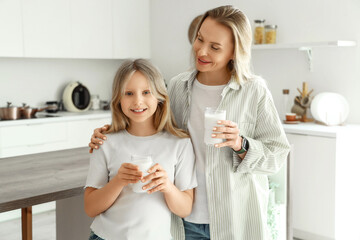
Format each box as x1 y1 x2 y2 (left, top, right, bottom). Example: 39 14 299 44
130 155 153 193
204 107 226 145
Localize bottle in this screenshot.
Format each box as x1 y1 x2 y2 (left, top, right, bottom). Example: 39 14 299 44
90 95 100 110
281 89 290 121
265 25 277 44
254 19 265 44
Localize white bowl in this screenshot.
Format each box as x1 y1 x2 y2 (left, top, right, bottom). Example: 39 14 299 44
310 92 349 126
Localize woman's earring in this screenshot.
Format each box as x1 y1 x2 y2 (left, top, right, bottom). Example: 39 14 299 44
228 59 234 71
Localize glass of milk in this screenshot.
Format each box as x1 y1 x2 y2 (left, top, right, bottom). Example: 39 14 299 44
130 155 153 193
204 107 226 145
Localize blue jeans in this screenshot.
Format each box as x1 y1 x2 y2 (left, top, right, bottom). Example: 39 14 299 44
89 231 105 240
183 220 210 240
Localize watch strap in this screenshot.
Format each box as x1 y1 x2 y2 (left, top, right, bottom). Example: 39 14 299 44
233 136 248 154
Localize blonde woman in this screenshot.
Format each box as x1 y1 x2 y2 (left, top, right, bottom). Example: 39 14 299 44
84 59 197 240
89 6 290 240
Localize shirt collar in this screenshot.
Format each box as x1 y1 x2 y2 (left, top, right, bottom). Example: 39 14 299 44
183 70 242 91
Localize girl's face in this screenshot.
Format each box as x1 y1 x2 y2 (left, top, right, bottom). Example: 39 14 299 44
193 17 234 75
120 71 158 128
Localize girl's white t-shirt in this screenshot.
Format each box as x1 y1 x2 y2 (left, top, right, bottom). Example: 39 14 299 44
85 130 197 240
185 79 225 224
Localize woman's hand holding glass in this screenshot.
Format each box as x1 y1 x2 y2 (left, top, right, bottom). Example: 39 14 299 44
212 120 242 151
141 163 173 194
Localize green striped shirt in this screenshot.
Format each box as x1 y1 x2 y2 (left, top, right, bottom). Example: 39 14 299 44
168 71 290 240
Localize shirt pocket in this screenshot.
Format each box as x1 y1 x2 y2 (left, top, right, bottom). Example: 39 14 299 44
238 122 255 138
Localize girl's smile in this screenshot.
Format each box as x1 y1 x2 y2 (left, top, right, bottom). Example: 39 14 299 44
131 108 147 113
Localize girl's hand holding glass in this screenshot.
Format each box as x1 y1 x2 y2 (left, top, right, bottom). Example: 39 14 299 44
212 120 242 151
116 163 143 187
141 163 172 194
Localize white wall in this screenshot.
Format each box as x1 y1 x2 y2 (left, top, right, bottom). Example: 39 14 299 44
150 0 360 124
0 58 123 108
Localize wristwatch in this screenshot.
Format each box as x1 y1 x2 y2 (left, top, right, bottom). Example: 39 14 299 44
233 136 249 154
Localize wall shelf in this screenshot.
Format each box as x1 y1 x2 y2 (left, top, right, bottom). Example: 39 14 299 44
252 40 356 50
252 40 357 72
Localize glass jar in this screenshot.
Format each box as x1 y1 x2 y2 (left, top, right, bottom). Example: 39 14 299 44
254 19 265 44
265 25 277 44
280 89 290 121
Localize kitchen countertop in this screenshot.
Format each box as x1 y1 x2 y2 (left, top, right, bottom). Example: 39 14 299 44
282 121 360 138
1 110 359 137
0 110 111 127
0 147 89 213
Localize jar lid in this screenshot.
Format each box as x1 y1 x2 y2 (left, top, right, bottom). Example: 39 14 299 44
265 25 277 29
254 19 265 23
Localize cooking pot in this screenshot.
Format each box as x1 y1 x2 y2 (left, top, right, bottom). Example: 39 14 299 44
0 102 22 120
21 104 49 119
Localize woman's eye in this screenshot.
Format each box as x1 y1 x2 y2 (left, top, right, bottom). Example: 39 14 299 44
212 46 219 51
125 92 133 96
197 37 203 42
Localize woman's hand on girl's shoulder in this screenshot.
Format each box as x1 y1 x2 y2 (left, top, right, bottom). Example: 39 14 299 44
89 124 110 153
141 163 174 194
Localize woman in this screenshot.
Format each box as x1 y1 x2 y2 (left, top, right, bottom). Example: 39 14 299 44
89 5 290 240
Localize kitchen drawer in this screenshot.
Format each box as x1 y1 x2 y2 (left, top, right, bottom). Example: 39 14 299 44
0 122 68 158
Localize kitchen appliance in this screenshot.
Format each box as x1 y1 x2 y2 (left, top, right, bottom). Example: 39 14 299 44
45 101 59 113
62 82 91 112
310 92 349 126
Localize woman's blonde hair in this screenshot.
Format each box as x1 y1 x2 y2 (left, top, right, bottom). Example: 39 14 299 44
192 5 254 83
106 59 188 138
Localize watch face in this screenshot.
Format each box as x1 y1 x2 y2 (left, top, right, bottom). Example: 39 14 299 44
242 137 248 151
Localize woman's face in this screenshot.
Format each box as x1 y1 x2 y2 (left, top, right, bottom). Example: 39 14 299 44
193 17 234 75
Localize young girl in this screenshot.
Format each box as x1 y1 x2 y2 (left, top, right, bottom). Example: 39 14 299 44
89 5 290 240
84 59 197 240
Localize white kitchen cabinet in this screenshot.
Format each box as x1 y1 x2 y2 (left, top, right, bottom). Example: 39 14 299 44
70 0 113 59
0 0 150 59
285 124 360 240
112 0 151 59
0 0 23 57
0 122 68 158
0 112 111 158
22 0 72 58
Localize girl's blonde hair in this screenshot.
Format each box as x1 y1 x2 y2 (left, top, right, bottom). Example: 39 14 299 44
192 5 254 83
106 59 188 138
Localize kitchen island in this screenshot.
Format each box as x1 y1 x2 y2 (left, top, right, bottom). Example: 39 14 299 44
0 147 92 240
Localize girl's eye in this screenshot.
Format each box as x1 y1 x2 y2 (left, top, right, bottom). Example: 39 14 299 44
197 37 203 42
124 92 133 96
143 90 151 95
